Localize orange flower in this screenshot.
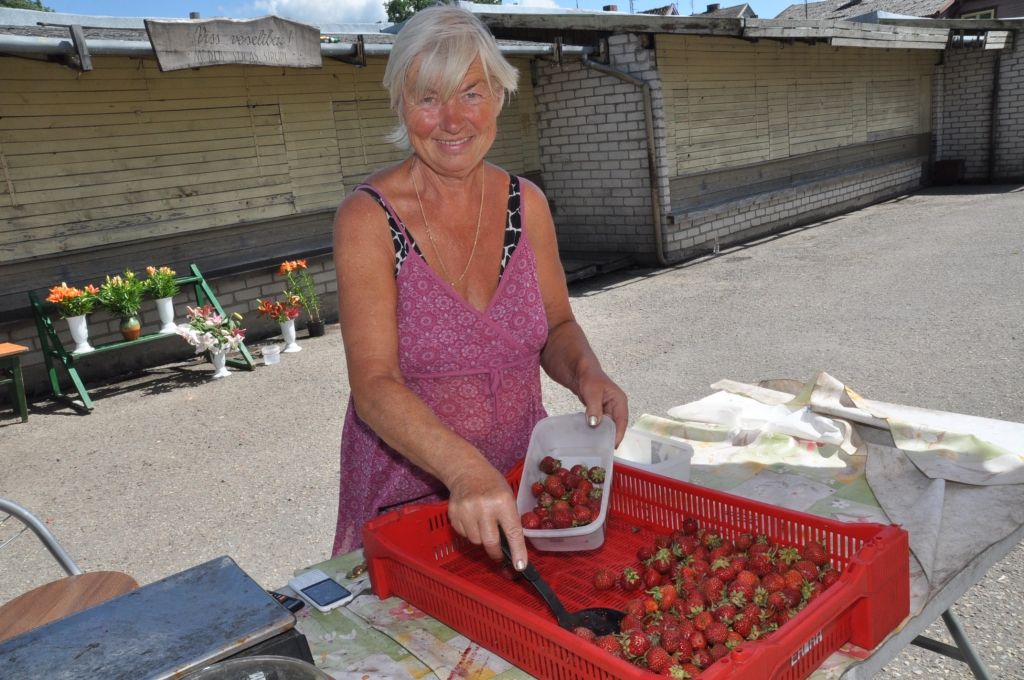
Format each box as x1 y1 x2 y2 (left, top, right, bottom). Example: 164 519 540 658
84 284 100 295
46 283 82 304
278 259 309 275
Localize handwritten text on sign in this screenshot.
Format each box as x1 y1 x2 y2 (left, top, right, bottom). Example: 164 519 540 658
145 16 322 71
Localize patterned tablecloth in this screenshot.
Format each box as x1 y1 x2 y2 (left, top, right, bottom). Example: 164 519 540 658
291 373 1024 679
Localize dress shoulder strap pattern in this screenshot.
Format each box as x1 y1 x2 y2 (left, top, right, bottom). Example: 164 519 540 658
356 184 423 277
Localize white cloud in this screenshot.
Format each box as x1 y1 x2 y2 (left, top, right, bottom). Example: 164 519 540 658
249 0 388 25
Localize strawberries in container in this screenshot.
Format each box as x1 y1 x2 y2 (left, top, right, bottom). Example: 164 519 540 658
515 413 615 551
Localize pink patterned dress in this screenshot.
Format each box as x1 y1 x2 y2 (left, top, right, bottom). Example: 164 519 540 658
332 176 549 555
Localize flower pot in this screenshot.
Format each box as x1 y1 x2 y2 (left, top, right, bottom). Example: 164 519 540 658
119 315 142 341
306 320 325 338
155 296 177 334
66 314 95 354
280 318 302 353
209 348 231 379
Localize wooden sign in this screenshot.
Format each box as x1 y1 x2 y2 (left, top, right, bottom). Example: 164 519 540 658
145 16 322 71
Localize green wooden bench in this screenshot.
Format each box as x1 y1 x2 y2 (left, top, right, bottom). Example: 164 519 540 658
28 264 255 412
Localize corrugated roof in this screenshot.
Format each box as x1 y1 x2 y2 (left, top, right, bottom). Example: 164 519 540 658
775 0 951 20
640 4 681 15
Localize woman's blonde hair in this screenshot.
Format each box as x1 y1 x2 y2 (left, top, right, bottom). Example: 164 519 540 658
383 5 519 149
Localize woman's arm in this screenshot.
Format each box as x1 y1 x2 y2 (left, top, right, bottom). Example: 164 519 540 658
520 179 629 445
333 190 530 569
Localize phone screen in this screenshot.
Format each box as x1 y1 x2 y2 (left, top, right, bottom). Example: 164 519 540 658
301 577 352 607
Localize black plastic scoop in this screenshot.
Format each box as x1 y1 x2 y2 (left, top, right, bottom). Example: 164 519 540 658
499 532 623 636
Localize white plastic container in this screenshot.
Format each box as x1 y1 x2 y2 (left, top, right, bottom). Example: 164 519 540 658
517 413 615 552
613 428 693 482
262 344 281 365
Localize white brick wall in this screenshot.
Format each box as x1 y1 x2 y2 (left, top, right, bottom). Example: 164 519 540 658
933 36 1024 181
533 34 670 259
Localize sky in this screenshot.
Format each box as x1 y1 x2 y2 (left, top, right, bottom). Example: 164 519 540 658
43 0 798 27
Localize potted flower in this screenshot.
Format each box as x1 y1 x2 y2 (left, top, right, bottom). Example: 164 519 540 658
46 282 100 353
176 304 246 379
97 270 145 340
279 259 324 337
144 265 180 334
256 296 303 353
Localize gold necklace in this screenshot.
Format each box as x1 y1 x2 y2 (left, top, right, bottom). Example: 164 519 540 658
411 158 486 286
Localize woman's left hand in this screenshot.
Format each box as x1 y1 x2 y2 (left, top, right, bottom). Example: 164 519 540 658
578 369 629 446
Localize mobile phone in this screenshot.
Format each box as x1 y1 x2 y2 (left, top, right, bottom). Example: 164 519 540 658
268 590 305 613
287 569 355 613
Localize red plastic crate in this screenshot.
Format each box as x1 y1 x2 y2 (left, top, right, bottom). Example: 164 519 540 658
363 462 909 679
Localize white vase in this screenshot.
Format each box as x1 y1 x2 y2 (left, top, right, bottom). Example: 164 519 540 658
280 319 302 353
210 348 231 379
155 296 177 334
66 314 94 353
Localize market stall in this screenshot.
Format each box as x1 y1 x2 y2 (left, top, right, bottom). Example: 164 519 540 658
283 374 1023 679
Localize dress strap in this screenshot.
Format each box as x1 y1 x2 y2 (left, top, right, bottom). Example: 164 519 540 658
355 184 423 278
500 177 524 277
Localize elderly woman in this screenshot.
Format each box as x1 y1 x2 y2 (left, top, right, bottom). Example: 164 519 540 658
332 6 628 571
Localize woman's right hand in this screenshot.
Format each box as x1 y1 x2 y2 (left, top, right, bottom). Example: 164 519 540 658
445 457 529 571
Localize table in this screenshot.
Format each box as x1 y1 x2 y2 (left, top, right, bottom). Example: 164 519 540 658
288 382 1022 679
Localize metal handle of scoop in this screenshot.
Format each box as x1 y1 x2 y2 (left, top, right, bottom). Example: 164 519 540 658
498 531 576 630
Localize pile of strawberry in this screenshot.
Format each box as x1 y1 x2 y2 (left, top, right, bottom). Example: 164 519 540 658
580 517 838 677
520 455 606 529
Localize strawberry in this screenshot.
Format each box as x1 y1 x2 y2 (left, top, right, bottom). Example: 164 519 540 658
620 567 642 591
793 559 819 582
659 625 682 654
675 635 693 659
650 548 675 574
620 613 644 632
595 634 623 657
564 472 583 490
544 475 566 499
572 505 593 525
734 532 754 551
762 572 786 593
727 581 754 606
653 583 679 611
801 540 830 566
574 626 596 643
530 481 544 497
777 546 801 566
712 603 736 624
540 518 555 529
783 569 805 591
624 597 647 618
781 587 802 609
592 567 616 591
520 511 541 529
643 566 664 589
645 645 672 674
704 621 728 646
537 491 555 508
693 609 713 631
588 466 606 483
691 648 712 668
820 568 841 589
576 478 594 495
732 613 754 638
748 552 774 577
680 662 703 677
682 517 699 535
689 630 707 650
570 463 588 477
654 534 673 549
569 489 590 507
637 544 656 562
676 535 700 556
551 508 573 528
710 557 736 582
623 630 651 658
734 570 759 589
538 455 561 474
767 591 788 611
709 642 730 661
702 576 724 603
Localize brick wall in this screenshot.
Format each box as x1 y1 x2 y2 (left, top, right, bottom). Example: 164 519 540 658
667 160 923 259
1 255 337 400
532 34 671 261
933 35 1024 181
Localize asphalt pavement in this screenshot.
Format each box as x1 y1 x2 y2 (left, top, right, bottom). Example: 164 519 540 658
1 184 1022 678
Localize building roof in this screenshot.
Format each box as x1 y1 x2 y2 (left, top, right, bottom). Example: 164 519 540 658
775 0 952 20
692 3 759 17
640 4 681 15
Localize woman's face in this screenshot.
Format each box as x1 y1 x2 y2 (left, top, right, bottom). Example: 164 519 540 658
402 57 502 179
